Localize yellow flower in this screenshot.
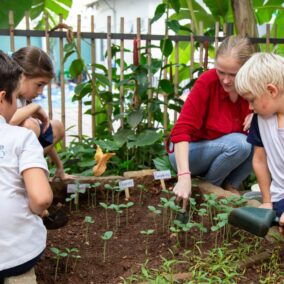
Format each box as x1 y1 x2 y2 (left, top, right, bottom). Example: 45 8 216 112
93 145 115 176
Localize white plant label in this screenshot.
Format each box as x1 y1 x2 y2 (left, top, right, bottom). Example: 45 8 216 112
153 170 171 180
119 179 134 189
67 183 90 193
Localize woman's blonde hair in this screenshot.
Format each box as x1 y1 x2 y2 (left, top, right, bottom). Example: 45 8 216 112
215 35 254 66
235 52 284 97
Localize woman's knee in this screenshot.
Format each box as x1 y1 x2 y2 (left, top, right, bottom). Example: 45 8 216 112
224 133 252 159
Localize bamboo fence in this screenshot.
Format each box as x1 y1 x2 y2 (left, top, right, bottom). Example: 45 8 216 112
0 11 280 146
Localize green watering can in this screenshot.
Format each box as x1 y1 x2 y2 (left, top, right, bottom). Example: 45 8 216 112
228 207 280 237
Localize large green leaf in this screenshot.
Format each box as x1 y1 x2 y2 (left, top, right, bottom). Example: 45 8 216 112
31 0 72 29
0 0 32 28
127 129 161 148
113 129 133 146
203 0 229 20
160 39 173 57
69 59 84 78
127 109 144 129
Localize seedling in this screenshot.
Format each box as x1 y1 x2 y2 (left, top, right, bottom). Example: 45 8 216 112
137 184 147 205
83 216 95 245
90 181 101 207
99 202 111 228
120 201 134 225
65 193 76 212
50 247 67 281
148 205 161 230
140 229 155 256
64 248 80 274
109 204 123 230
101 231 113 262
104 183 113 204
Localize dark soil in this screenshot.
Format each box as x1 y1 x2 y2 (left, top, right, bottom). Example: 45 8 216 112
35 177 284 284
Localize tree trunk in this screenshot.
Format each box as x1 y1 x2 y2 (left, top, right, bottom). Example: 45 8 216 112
231 0 258 37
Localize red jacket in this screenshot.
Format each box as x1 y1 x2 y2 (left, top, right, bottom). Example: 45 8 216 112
168 69 251 152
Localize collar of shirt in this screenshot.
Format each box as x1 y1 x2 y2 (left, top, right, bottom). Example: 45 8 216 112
0 115 7 124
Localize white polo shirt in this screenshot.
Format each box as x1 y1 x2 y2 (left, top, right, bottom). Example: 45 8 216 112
0 115 49 271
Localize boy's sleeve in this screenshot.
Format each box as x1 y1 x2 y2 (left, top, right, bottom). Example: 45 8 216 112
247 113 263 147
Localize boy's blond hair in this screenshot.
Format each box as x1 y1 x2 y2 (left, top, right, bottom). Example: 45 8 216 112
235 52 284 97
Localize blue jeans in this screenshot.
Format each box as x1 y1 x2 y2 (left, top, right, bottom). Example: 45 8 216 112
169 133 253 188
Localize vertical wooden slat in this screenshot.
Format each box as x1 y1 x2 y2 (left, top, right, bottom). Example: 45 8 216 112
214 22 220 54
174 40 179 122
266 23 270 52
119 17 125 129
91 15 96 138
147 19 152 128
45 13 53 121
77 14 83 140
9 11 15 52
199 21 204 68
107 16 113 133
58 15 66 147
25 11 31 46
137 18 141 61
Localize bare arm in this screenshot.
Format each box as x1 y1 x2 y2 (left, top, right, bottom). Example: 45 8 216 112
172 141 191 210
253 146 272 208
10 103 50 132
23 167 53 216
47 146 75 181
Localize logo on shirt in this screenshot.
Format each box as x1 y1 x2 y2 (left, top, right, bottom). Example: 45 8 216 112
0 145 5 158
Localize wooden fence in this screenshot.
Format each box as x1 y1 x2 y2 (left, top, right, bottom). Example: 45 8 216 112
1 11 282 147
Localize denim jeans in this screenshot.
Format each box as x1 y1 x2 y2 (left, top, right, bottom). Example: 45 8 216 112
169 133 253 188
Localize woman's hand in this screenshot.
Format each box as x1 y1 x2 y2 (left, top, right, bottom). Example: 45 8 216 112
173 175 192 210
243 113 253 131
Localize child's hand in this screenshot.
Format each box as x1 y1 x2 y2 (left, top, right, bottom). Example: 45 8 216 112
32 107 50 133
243 113 253 131
279 213 284 233
259 202 273 209
52 168 76 181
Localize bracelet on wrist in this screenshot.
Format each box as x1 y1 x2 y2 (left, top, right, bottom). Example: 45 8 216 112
177 171 191 177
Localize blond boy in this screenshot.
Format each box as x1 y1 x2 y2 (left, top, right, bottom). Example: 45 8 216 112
235 52 284 232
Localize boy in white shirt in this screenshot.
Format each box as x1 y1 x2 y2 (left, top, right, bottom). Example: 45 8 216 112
0 51 53 281
235 52 284 233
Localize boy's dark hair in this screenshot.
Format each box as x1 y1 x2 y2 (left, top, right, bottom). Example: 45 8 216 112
12 46 55 79
0 50 22 104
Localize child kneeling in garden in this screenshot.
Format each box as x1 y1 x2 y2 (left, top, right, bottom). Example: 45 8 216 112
235 52 284 233
11 46 74 181
0 51 53 282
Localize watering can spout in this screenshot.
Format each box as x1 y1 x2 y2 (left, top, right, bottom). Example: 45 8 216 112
228 207 279 238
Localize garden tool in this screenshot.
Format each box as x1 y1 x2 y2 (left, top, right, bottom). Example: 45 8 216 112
228 207 280 237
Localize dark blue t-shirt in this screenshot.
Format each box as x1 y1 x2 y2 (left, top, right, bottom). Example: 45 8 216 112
247 113 263 147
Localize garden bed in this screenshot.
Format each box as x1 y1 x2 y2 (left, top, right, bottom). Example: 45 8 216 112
36 177 284 284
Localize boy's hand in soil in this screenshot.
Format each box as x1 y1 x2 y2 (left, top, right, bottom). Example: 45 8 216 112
173 175 191 210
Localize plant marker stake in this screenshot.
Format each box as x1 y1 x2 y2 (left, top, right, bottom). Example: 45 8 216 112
119 179 134 201
153 170 171 190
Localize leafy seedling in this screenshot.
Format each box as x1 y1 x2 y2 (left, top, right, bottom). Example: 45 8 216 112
64 248 80 274
83 216 95 245
90 181 101 207
148 205 161 230
50 247 68 281
101 231 113 262
140 229 155 256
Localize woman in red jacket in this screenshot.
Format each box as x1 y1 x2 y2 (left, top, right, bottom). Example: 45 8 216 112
168 35 254 205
